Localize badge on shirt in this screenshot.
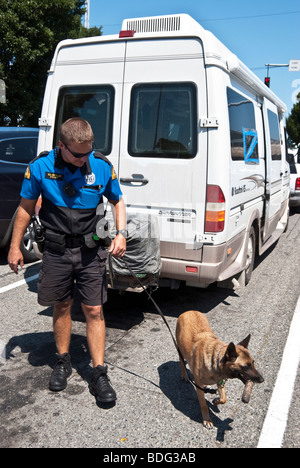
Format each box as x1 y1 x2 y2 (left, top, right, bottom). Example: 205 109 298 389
85 172 96 185
45 172 63 180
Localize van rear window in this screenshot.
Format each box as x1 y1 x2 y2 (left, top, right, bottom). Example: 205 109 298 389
227 88 258 164
267 110 281 161
128 83 197 159
54 85 114 155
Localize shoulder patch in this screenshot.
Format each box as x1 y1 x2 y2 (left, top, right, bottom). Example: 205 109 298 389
24 165 31 180
111 166 117 180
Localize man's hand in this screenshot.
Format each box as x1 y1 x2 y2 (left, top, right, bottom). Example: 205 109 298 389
108 197 127 258
7 197 37 274
8 246 24 274
108 234 126 258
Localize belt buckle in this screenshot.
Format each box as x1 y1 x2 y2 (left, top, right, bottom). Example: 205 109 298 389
73 236 83 248
66 236 83 248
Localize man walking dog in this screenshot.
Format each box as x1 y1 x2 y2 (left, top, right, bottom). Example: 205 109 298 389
8 117 127 404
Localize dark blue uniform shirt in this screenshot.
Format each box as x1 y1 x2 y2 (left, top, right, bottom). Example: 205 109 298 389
21 148 123 236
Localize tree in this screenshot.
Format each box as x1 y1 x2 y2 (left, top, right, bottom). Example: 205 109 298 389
286 92 300 146
0 0 102 126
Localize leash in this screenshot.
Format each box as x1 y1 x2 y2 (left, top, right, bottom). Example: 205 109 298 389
114 255 217 395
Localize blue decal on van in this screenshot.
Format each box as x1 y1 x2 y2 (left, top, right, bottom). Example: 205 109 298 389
243 128 258 164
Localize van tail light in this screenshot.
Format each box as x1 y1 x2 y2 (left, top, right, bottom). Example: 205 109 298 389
205 185 226 233
186 266 198 273
295 178 300 191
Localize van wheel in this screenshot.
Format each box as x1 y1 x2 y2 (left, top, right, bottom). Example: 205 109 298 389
245 226 256 285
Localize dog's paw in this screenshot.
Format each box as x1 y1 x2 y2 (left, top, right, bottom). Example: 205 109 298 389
212 397 226 406
203 420 214 429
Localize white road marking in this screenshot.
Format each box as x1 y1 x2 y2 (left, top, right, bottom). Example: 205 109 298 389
257 295 300 448
0 273 39 294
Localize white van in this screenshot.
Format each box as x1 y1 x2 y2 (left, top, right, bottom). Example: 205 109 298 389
37 14 289 288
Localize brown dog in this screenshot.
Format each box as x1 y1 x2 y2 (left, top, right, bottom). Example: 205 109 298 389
176 310 264 429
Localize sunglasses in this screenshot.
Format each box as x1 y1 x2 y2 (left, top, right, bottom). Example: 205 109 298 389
63 142 93 159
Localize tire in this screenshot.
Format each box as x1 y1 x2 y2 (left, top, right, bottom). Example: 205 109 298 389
19 218 39 263
245 226 256 285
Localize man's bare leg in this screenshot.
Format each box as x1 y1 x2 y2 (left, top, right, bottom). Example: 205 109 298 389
53 300 73 354
81 304 105 367
49 300 73 392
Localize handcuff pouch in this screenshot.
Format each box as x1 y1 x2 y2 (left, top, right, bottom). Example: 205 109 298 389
44 230 66 253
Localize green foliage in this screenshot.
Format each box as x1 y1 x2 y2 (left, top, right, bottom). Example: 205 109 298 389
286 92 300 146
0 0 102 126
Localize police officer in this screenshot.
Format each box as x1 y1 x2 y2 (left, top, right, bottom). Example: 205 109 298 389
8 117 127 404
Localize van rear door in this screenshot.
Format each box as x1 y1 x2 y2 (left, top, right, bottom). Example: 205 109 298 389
262 100 284 242
118 38 207 247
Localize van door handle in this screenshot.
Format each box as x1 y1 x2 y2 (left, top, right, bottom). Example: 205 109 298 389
120 176 149 185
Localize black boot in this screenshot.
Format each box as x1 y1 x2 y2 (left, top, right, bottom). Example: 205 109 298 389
49 353 72 392
90 365 117 403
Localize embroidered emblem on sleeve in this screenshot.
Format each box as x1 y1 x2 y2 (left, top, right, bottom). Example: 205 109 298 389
111 166 117 180
24 166 31 180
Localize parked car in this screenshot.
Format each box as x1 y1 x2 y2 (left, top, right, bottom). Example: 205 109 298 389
0 127 39 262
288 148 300 208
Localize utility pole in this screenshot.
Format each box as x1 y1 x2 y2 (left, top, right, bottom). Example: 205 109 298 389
84 0 90 29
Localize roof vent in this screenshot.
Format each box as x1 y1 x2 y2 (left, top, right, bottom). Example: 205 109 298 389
124 15 181 33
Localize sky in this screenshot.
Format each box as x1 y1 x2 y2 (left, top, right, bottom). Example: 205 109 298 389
87 0 300 116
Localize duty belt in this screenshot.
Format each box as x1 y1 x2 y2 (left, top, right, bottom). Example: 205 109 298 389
44 230 101 252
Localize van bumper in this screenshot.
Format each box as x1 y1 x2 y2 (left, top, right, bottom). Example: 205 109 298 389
160 230 245 286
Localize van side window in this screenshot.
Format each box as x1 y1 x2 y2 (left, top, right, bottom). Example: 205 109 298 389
267 110 281 161
227 88 258 164
128 83 197 159
0 138 38 163
54 86 115 155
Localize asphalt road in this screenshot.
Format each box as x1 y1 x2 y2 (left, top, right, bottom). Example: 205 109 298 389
1 211 300 450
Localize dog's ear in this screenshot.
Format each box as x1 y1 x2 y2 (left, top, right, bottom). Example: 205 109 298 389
238 334 251 349
225 342 238 362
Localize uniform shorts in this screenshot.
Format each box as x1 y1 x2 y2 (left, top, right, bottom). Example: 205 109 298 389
38 245 108 307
